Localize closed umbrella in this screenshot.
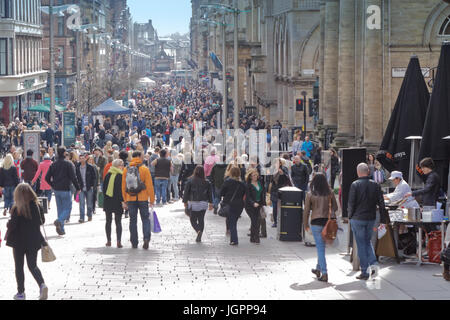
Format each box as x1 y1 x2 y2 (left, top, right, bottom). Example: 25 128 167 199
418 42 450 192
377 55 430 180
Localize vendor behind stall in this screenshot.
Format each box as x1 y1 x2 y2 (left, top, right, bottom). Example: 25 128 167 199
384 171 419 208
405 158 441 208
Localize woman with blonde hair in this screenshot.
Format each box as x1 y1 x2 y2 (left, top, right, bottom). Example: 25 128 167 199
220 166 246 245
0 154 20 216
5 183 48 300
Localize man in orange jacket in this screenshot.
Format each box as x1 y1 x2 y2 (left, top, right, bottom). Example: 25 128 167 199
122 150 155 249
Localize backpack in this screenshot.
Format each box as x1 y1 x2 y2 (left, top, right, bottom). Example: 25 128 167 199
125 165 146 196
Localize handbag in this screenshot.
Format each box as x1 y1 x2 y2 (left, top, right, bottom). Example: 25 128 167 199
150 210 162 233
39 207 56 263
218 186 239 218
321 195 338 245
262 206 272 219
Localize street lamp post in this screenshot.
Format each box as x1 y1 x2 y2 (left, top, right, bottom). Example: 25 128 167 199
221 16 227 131
301 91 307 138
49 0 56 127
233 0 239 130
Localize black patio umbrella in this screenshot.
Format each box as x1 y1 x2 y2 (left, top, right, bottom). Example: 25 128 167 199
377 55 430 179
418 42 450 192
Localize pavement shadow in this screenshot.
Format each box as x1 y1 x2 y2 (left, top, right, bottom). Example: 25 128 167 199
290 280 333 291
333 281 367 292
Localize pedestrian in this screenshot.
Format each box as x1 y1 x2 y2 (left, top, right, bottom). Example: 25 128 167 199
291 155 309 202
183 166 213 243
5 183 48 300
88 155 100 215
279 124 289 152
94 147 107 186
45 147 80 235
220 166 246 246
75 153 97 223
268 162 292 228
329 148 340 189
31 154 53 210
304 173 338 283
151 148 171 206
209 156 228 215
0 154 20 216
122 150 155 249
20 149 38 185
348 163 388 280
245 168 266 244
301 135 313 159
170 152 183 201
103 159 125 248
292 134 303 156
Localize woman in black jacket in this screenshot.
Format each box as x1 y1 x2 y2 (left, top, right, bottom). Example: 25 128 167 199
102 159 125 248
183 166 213 243
6 183 48 300
268 162 292 228
0 153 20 216
245 168 266 244
220 166 246 246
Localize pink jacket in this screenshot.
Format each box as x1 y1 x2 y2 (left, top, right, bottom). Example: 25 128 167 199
32 160 53 190
204 155 219 177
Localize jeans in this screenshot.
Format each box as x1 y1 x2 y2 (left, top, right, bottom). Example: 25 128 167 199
246 207 261 242
169 175 179 200
155 179 169 204
351 219 378 275
105 210 122 242
311 225 327 275
271 198 278 226
213 186 221 209
13 248 45 294
3 186 15 210
190 210 206 233
79 189 94 221
54 190 72 232
128 201 151 247
43 190 52 204
226 205 243 244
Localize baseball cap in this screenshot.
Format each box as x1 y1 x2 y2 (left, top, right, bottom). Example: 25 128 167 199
389 171 403 180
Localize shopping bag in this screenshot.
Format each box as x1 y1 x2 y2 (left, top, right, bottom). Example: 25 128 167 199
75 192 80 203
377 224 387 239
150 210 162 233
97 191 104 209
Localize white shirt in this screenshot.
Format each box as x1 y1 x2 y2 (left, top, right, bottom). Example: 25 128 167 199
386 179 419 208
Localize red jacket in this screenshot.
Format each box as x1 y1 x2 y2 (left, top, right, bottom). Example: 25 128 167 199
32 160 53 190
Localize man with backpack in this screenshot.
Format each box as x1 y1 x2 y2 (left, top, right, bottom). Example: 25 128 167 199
122 151 155 249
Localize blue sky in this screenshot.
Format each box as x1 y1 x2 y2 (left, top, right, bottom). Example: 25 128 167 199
128 0 192 36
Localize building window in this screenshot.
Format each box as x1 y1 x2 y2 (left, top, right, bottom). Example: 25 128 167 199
0 39 7 75
0 0 11 18
57 45 64 68
439 16 450 36
58 16 65 36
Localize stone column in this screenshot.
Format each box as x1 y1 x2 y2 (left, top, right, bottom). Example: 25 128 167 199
288 85 295 126
276 83 283 123
319 2 326 123
282 84 289 125
323 0 339 130
334 0 356 147
363 0 383 145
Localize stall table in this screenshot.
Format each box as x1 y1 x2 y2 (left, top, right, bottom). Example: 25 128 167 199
390 220 449 266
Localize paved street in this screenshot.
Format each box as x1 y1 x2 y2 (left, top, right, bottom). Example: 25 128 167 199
0 199 449 300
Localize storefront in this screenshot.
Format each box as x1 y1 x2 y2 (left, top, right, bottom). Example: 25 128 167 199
0 70 48 125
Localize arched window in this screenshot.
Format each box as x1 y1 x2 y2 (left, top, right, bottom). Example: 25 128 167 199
439 15 450 36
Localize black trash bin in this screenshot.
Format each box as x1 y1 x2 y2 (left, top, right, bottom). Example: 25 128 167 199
277 186 303 241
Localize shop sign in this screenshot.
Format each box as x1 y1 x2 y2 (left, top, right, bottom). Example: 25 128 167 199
302 69 315 76
24 131 41 163
392 67 430 78
63 112 76 147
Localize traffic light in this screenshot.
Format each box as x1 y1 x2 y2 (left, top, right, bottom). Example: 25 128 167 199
296 99 304 112
309 99 314 116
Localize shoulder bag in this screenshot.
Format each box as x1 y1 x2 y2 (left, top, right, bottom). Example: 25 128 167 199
218 184 240 218
321 195 338 245
39 206 56 263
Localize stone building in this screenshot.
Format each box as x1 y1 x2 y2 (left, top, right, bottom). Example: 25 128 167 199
191 0 450 149
0 0 48 124
320 0 450 149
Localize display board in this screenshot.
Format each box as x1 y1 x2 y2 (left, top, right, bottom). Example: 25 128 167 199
23 130 41 163
63 112 76 147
